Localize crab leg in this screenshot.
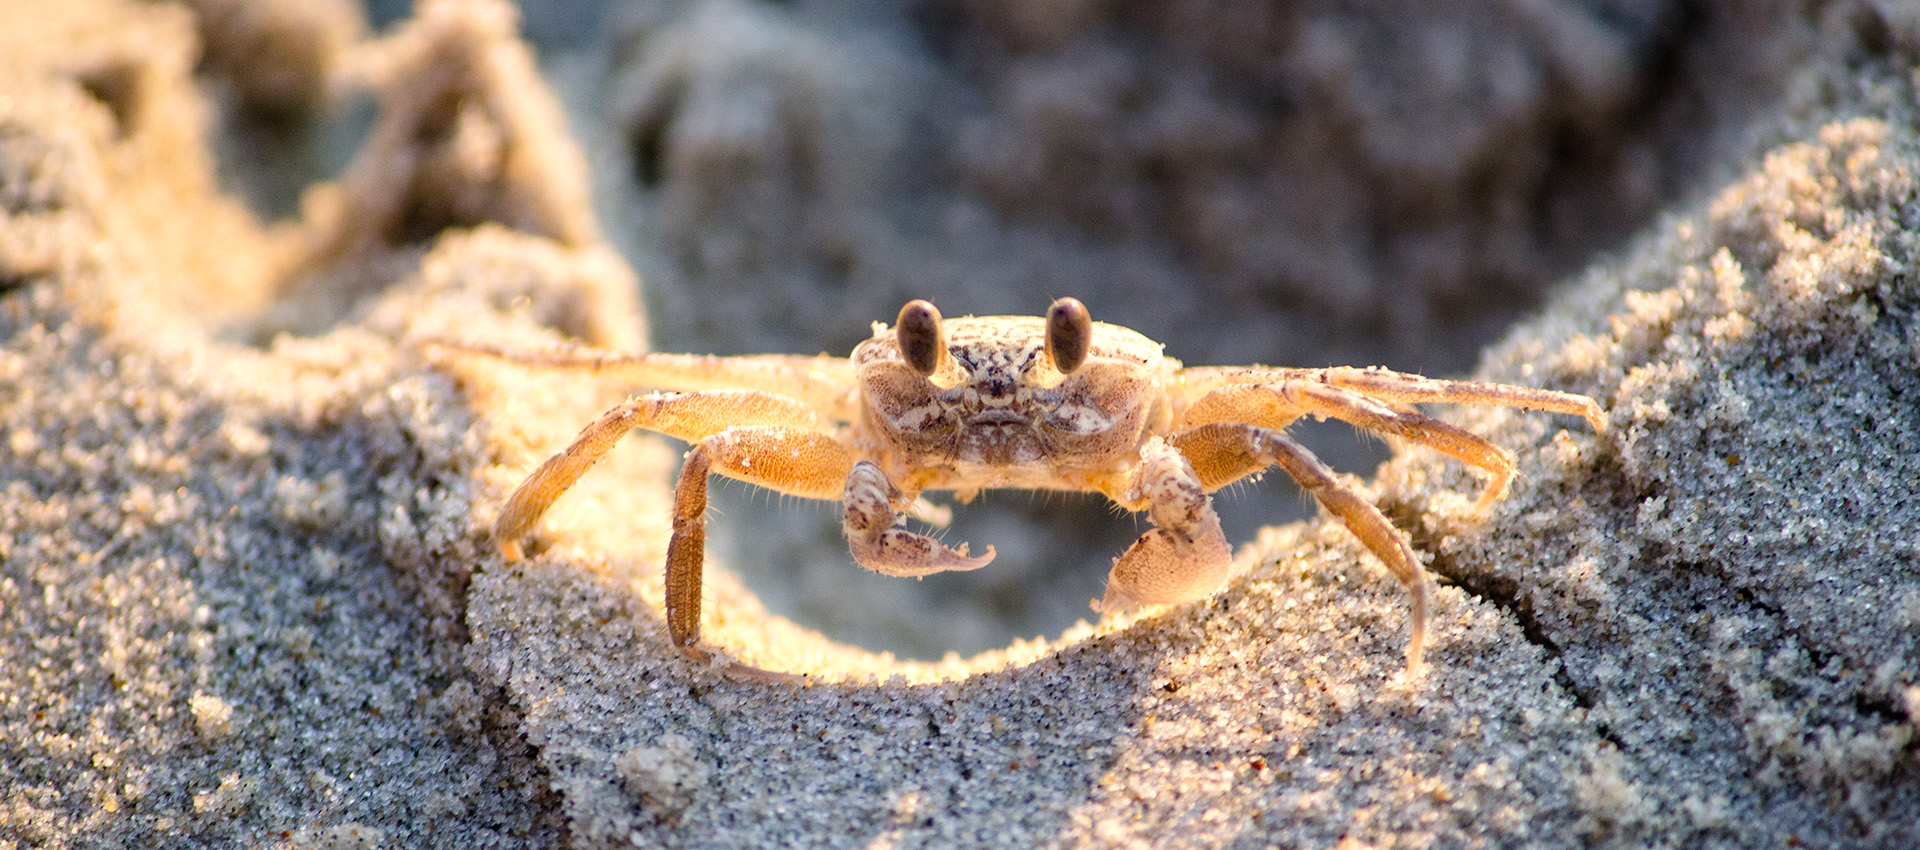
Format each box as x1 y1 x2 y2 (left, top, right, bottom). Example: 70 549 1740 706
667 427 853 670
423 338 857 418
492 389 823 559
1180 365 1606 433
1169 422 1431 674
1321 367 1606 433
1181 382 1518 516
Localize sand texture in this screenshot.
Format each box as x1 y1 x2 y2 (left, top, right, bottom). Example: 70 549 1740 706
2 0 1917 848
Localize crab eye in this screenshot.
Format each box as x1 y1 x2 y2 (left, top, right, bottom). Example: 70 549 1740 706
896 299 946 377
1045 297 1093 375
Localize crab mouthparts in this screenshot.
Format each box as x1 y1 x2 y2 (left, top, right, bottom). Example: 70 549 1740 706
964 409 1031 426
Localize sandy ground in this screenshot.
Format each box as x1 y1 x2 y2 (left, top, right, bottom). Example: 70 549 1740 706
2 0 1917 848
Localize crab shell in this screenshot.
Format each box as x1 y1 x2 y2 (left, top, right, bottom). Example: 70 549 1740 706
851 314 1180 494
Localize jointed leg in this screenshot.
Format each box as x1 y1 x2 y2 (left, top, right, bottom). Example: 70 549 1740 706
1184 381 1519 516
1170 422 1431 675
493 389 820 559
1181 365 1606 433
488 390 849 678
1095 438 1233 614
665 426 853 676
1318 366 1606 433
422 337 857 419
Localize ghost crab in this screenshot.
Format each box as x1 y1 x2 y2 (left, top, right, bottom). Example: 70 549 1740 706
432 298 1604 680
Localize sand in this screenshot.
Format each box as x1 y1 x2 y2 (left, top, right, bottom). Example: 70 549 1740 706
2 0 1916 848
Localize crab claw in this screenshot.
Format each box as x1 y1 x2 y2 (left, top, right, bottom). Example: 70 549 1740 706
842 460 995 577
850 529 996 578
1094 437 1232 613
1094 506 1231 613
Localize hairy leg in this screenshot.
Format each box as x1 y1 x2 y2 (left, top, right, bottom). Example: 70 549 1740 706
1180 365 1605 433
1182 381 1518 517
483 389 847 679
422 337 857 419
666 426 853 677
1318 366 1606 433
492 389 821 559
1170 422 1430 675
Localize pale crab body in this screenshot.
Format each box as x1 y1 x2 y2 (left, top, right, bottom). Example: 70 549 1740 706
851 314 1175 495
428 298 1604 681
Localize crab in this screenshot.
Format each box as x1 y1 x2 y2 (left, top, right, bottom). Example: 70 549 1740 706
429 298 1604 680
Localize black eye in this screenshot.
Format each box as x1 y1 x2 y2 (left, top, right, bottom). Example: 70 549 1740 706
896 300 946 376
1045 297 1092 374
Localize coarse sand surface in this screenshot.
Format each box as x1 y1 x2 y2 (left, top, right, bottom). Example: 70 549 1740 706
2 1 1916 848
